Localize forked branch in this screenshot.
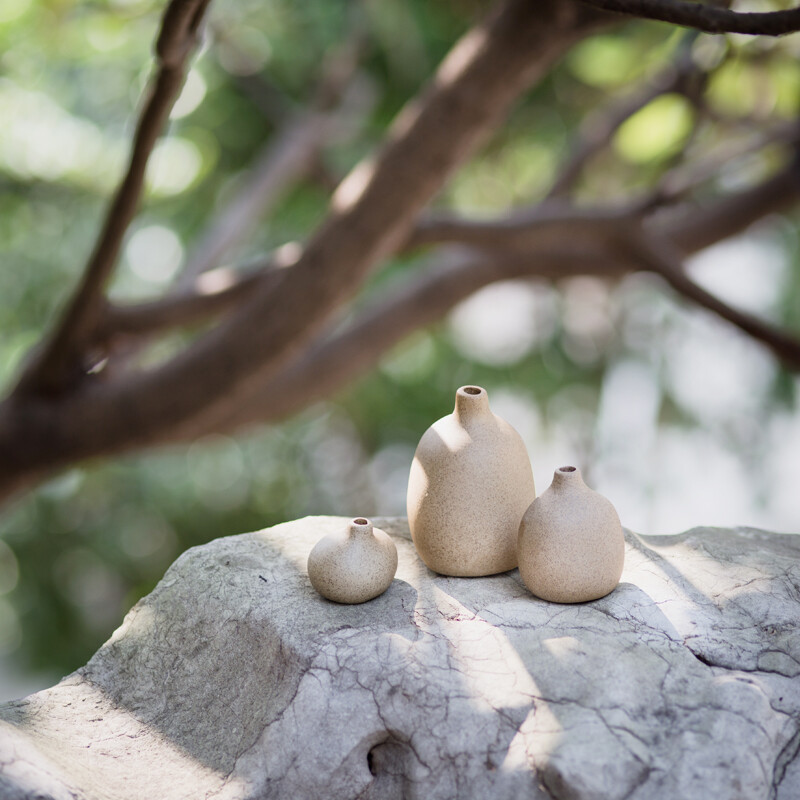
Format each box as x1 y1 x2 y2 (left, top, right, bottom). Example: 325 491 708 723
0 0 605 505
15 0 212 395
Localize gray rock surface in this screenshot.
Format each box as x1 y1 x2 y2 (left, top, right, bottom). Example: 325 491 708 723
0 517 798 799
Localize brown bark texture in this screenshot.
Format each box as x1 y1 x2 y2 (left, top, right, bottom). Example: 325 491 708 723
1 0 799 506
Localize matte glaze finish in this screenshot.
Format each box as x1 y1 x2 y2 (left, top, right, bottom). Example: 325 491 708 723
307 518 398 604
407 385 536 576
518 466 624 603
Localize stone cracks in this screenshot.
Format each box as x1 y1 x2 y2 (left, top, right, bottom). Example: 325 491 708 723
0 516 798 800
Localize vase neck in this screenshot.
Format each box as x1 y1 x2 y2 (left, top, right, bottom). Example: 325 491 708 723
348 518 373 538
454 385 491 426
551 466 583 491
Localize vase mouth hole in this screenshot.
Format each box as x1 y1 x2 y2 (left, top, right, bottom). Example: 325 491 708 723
559 466 577 473
463 386 482 395
353 517 370 525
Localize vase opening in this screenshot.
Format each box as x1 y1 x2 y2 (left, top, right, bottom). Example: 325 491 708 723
558 466 576 473
463 386 482 395
353 518 369 525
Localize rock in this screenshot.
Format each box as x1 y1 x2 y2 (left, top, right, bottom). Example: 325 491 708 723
0 517 799 800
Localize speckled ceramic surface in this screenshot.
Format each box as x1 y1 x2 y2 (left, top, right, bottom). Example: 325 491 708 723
517 466 624 603
407 385 536 576
307 517 398 604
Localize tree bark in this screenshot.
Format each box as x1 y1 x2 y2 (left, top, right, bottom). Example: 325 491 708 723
0 0 605 505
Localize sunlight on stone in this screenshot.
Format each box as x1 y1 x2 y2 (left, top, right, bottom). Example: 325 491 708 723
502 703 563 774
3 676 249 799
542 636 582 658
107 601 156 646
257 517 343 573
417 588 538 712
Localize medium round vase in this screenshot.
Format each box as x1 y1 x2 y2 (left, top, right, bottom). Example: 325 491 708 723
307 518 398 604
517 466 624 603
407 385 536 576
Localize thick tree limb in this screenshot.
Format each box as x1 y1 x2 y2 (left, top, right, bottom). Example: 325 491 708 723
576 0 800 36
217 246 629 429
3 0 800 507
95 203 630 343
221 159 800 429
0 0 605 503
16 0 211 395
94 155 800 345
407 157 800 256
407 204 640 252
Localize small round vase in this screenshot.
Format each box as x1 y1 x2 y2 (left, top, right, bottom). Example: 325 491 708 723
407 385 536 577
517 466 624 603
307 518 398 604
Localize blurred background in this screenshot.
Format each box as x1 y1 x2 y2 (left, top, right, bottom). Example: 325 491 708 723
0 0 799 699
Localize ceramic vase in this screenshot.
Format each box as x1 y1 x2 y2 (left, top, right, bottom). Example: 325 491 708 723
307 518 398 604
517 466 624 603
407 385 536 576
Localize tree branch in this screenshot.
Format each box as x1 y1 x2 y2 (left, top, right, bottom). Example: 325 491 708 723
15 0 211 395
547 38 703 199
221 166 800 431
100 269 276 341
406 155 800 258
174 32 371 290
5 0 800 505
407 204 640 252
575 0 800 36
660 153 800 253
0 0 606 501
94 152 800 347
215 245 629 429
625 231 800 369
173 112 332 290
645 120 800 208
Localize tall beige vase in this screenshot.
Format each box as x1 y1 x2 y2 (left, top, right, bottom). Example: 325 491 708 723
407 385 536 576
517 466 624 603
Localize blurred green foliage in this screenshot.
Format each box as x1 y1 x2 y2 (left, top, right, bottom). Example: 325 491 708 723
0 0 799 687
